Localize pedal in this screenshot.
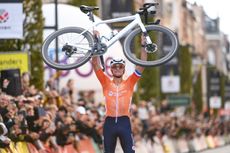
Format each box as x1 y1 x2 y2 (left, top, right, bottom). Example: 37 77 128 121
92 43 107 55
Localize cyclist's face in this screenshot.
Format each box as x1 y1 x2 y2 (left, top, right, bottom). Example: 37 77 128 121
111 64 125 78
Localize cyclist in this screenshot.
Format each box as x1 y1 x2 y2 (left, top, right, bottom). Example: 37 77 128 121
92 35 147 153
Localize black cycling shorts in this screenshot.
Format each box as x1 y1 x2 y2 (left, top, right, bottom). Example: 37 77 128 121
103 116 135 153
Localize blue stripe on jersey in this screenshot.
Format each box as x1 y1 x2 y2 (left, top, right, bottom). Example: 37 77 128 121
134 69 142 77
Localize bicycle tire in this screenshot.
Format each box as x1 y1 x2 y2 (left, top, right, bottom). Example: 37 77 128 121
123 25 179 67
42 27 94 70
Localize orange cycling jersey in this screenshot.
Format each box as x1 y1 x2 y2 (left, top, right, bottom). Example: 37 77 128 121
95 69 141 118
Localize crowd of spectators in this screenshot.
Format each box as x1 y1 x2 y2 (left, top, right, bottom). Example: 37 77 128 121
0 73 230 153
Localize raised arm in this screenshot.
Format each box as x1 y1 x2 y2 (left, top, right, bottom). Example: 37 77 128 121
91 30 102 72
135 35 147 73
92 56 101 71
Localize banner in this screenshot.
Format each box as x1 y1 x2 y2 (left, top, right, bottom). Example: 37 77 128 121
209 96 221 109
161 75 180 93
0 0 23 39
0 52 29 74
207 68 221 109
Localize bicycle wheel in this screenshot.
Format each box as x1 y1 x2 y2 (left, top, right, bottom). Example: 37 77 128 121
42 27 94 70
124 25 178 67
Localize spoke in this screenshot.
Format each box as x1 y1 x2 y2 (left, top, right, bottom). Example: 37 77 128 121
70 54 86 58
75 33 90 43
77 35 87 43
59 35 67 47
46 31 92 67
74 51 87 55
76 45 91 51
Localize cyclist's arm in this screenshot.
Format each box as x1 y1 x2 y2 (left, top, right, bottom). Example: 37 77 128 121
92 56 101 71
92 30 102 72
135 36 147 73
92 56 108 86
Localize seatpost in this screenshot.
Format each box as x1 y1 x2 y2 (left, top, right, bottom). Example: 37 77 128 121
87 12 95 22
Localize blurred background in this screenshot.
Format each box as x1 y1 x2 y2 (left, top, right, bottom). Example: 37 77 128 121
0 0 230 153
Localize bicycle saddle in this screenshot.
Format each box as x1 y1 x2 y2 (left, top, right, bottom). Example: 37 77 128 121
80 5 99 14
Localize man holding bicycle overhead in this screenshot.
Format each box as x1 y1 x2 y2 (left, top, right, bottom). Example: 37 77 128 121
92 35 147 153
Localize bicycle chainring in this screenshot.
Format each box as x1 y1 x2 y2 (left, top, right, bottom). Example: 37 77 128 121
92 43 107 55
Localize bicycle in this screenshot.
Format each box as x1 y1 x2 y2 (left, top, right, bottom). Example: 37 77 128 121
41 3 179 70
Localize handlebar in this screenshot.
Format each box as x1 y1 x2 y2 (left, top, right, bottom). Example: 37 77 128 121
140 3 159 10
144 3 159 6
137 3 160 25
138 2 159 14
143 3 159 8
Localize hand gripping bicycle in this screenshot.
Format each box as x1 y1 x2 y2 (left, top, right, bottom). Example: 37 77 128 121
41 3 179 70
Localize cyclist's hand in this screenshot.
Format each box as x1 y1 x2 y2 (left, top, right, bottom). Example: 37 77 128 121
93 30 100 36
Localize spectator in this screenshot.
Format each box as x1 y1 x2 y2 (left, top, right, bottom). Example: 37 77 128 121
160 99 171 113
61 79 77 103
137 100 149 136
21 72 30 94
1 76 230 153
44 90 63 108
0 122 10 148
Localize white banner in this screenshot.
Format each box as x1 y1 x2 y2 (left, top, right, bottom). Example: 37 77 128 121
161 75 180 93
0 3 23 39
210 96 221 109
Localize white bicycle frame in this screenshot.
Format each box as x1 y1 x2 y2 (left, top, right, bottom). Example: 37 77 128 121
75 13 152 51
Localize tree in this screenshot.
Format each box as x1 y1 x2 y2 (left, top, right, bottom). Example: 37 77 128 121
192 69 203 114
23 0 44 90
179 45 192 94
138 67 160 102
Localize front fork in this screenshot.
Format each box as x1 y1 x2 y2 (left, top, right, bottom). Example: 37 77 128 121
141 30 157 53
138 17 158 53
